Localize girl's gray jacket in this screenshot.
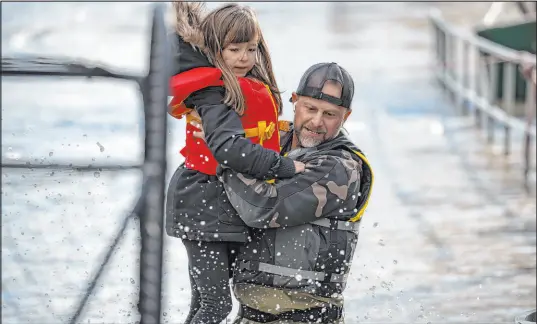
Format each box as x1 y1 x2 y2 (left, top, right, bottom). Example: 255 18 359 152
165 33 296 243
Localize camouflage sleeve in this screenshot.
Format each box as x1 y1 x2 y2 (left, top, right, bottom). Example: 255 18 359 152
217 153 362 228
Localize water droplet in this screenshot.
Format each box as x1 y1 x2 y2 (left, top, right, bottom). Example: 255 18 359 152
373 222 379 228
94 172 100 178
49 152 54 157
130 278 135 284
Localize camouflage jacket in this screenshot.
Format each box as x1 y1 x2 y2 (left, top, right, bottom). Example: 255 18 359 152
217 129 373 230
217 127 374 319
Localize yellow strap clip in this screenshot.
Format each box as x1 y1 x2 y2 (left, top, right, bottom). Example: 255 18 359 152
244 121 276 145
277 120 291 132
185 111 202 124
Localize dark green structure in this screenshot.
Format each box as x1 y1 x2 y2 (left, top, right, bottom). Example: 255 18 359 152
476 19 536 102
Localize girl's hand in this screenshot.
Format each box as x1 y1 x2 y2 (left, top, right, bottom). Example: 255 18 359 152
190 119 206 142
188 109 202 121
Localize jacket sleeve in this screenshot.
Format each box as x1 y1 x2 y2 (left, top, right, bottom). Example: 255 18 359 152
217 153 362 228
185 87 296 180
171 34 212 74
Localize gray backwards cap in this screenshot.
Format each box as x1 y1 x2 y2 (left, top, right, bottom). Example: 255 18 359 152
292 62 355 109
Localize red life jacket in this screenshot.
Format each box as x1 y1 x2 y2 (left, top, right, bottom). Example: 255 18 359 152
169 67 288 175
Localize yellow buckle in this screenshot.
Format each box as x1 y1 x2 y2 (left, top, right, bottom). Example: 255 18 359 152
186 112 202 124
278 120 291 132
244 121 276 145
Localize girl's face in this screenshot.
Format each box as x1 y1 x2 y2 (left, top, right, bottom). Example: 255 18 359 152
222 39 258 77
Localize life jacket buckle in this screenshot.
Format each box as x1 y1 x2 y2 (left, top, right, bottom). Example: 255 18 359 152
244 121 276 145
261 121 276 141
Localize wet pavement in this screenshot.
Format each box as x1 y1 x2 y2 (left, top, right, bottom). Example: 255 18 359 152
2 2 535 323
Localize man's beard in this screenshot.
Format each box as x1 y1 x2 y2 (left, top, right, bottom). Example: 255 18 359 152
296 126 327 148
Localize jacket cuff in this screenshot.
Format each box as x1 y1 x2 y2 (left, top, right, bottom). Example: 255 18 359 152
274 156 296 178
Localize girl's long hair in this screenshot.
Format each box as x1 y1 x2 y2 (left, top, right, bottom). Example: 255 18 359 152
200 3 282 115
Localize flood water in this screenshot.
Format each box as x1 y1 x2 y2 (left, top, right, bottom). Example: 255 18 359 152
2 2 535 323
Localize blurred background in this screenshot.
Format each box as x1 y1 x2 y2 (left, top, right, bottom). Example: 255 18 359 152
2 1 536 323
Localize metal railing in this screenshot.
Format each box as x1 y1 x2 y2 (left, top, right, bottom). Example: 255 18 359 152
1 4 170 324
429 9 536 188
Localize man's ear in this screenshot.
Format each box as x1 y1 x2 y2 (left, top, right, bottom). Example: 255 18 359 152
344 109 352 121
291 92 298 103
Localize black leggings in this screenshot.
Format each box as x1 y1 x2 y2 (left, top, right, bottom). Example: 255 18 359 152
182 239 240 324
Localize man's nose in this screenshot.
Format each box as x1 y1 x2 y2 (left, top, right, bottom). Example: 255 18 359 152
310 113 323 127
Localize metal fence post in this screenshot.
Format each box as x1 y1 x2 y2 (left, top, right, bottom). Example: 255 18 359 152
523 72 536 187
138 4 170 324
474 46 483 128
440 25 448 91
460 39 470 115
502 62 516 156
455 36 464 113
487 60 499 144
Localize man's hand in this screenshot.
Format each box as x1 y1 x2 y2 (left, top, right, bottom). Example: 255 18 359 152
293 161 306 173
